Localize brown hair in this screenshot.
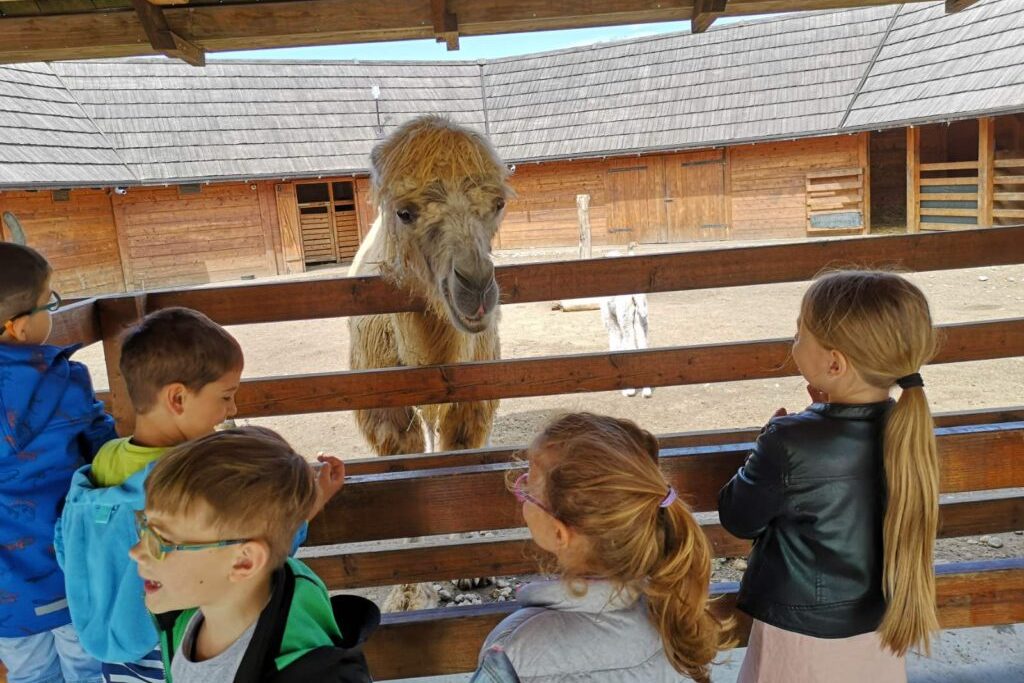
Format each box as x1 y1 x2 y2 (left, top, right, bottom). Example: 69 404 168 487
120 307 243 413
528 412 732 682
801 270 940 655
0 243 51 323
144 426 317 567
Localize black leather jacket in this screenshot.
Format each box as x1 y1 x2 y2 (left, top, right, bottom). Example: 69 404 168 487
718 401 892 638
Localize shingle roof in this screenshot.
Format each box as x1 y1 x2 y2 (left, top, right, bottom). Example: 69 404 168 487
0 0 1021 188
0 63 134 185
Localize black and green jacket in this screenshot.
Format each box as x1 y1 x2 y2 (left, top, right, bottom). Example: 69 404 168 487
156 558 379 683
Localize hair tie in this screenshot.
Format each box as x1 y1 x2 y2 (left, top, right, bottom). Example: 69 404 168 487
896 373 924 390
659 486 678 508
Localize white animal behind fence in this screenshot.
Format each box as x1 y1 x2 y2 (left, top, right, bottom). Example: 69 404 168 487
600 243 653 398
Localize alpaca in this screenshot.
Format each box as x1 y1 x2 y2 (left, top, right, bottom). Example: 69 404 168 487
348 115 510 456
600 244 653 398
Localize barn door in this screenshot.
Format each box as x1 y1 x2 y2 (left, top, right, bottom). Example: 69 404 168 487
295 180 361 265
606 163 665 244
663 151 728 241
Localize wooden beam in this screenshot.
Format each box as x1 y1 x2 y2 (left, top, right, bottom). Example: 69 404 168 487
979 116 994 227
430 0 460 50
222 317 1024 418
0 0 954 63
692 0 728 33
48 298 100 348
132 0 206 66
907 126 921 232
306 421 1024 545
133 226 1024 326
946 0 980 12
306 492 1024 590
361 560 1024 679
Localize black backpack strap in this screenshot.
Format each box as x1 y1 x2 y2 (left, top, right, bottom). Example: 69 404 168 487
330 594 381 649
235 563 295 683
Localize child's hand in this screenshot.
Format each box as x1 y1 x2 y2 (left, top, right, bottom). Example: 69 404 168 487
806 384 829 404
771 407 788 419
309 453 345 520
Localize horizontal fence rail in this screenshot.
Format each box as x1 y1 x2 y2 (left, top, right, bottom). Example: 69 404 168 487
49 226 1024 344
90 316 1024 416
307 422 1024 546
363 559 1024 680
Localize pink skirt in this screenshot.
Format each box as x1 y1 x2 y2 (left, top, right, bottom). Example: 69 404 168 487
737 619 907 683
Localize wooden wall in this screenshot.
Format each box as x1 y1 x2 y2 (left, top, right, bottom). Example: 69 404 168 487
111 183 276 291
501 159 610 249
870 128 907 229
0 189 125 297
729 135 862 239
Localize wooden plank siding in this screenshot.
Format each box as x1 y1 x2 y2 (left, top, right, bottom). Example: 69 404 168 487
0 189 125 296
111 183 275 290
729 135 862 239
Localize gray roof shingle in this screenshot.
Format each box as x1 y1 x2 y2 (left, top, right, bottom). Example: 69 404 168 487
0 0 1021 188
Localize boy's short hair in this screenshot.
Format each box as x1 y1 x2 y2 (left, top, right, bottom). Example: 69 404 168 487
145 426 317 567
0 243 52 323
120 307 243 413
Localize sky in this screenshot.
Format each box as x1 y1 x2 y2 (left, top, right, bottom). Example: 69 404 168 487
212 17 760 62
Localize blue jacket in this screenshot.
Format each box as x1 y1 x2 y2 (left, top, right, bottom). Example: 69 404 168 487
55 463 156 663
0 342 116 637
55 459 311 663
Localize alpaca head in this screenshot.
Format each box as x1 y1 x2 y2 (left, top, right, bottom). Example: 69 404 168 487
370 115 511 334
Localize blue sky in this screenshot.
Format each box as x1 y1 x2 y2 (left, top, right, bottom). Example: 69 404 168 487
213 17 759 62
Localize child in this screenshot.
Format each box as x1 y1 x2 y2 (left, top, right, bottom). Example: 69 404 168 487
0 243 114 683
472 412 732 683
55 308 344 681
132 426 378 682
718 270 940 682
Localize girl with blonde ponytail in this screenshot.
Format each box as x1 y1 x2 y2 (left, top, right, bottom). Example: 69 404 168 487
719 269 939 683
471 412 732 683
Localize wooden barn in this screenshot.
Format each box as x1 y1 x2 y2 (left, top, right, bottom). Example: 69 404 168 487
0 0 1022 298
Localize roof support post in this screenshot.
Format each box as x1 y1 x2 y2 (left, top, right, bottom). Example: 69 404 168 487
978 116 994 228
692 0 728 34
132 0 206 66
907 126 921 233
431 0 459 51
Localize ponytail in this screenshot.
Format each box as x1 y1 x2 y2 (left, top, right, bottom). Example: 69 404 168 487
878 384 940 655
645 500 734 683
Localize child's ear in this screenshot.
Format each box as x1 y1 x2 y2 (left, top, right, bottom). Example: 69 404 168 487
229 541 270 582
552 519 574 551
828 348 849 378
164 383 188 416
5 316 30 342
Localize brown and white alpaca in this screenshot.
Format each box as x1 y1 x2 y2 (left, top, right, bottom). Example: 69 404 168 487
349 115 510 456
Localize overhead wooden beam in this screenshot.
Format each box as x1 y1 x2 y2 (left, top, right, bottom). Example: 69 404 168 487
692 0 728 33
946 0 980 12
431 0 460 51
0 0 950 64
131 0 206 66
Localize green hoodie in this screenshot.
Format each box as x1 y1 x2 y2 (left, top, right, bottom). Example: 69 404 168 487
158 558 378 683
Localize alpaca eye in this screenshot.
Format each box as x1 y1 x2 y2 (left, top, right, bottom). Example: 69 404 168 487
495 198 506 212
396 208 416 224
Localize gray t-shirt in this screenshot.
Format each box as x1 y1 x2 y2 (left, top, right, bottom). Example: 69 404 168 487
170 610 258 683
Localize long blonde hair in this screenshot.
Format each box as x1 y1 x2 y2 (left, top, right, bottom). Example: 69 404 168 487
528 413 732 682
801 270 940 655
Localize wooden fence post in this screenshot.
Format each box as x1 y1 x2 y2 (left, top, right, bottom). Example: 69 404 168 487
98 294 147 435
576 194 592 259
906 126 920 232
979 116 994 228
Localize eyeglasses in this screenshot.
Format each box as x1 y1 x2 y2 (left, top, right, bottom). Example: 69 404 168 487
4 291 62 331
513 472 558 518
134 511 250 561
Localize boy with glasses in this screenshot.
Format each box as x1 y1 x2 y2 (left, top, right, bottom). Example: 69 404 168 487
0 243 115 683
133 427 377 682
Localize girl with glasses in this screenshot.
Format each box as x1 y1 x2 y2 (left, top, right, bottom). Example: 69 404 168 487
471 412 733 683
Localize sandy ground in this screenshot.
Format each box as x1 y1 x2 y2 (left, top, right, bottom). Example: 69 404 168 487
70 237 1024 681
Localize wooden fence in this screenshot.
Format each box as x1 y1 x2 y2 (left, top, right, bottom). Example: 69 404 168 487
46 225 1024 679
